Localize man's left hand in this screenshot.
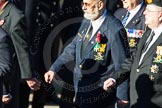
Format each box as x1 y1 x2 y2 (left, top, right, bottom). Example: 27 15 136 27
26 78 41 91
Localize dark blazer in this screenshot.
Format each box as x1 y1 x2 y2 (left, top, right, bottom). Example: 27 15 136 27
111 28 162 108
0 3 33 79
114 3 146 54
0 28 12 78
50 11 129 107
0 27 12 107
114 3 146 101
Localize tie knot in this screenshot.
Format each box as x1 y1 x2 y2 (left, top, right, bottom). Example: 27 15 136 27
126 11 130 17
86 24 93 38
141 30 155 53
151 31 155 37
122 11 130 26
147 31 155 41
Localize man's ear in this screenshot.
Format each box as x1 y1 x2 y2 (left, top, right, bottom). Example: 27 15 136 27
97 1 104 10
159 12 162 22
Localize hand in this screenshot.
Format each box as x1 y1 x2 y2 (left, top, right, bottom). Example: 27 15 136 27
44 70 55 83
103 78 116 91
26 78 41 91
2 94 12 104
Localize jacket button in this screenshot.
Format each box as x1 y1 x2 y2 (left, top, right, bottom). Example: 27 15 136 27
79 65 82 69
136 69 139 72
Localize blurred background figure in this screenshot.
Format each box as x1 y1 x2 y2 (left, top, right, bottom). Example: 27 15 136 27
0 0 40 108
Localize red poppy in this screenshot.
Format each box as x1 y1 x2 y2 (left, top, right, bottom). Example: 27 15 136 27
95 32 102 43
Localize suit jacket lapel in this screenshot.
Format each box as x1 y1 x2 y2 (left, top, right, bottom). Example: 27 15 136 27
125 4 146 28
78 21 90 59
136 29 151 65
140 33 162 65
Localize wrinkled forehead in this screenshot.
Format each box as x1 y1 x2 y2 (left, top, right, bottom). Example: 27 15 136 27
146 4 162 10
83 0 98 3
122 0 142 2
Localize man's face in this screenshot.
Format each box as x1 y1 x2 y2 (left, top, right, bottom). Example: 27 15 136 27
121 0 140 10
144 4 161 29
82 0 100 20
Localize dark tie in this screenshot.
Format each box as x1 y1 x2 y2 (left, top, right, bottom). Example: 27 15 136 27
81 24 93 57
142 31 155 53
122 12 130 26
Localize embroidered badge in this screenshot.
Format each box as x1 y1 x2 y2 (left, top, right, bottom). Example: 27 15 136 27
153 46 162 63
129 39 137 48
94 32 106 61
94 52 104 60
156 46 162 55
0 19 5 26
100 44 106 53
150 64 159 74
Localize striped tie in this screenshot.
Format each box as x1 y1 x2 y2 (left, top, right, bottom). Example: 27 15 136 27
142 31 155 53
122 12 130 26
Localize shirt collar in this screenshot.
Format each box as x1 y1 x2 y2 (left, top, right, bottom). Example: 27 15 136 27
153 24 162 36
129 3 142 15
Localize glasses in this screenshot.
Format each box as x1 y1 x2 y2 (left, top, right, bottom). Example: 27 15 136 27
81 0 100 8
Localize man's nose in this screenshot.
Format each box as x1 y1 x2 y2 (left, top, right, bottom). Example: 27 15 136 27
82 5 87 10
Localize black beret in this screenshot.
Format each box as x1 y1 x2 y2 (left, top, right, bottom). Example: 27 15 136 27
146 0 162 7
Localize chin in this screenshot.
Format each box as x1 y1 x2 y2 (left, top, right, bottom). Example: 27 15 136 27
123 4 128 8
84 14 92 20
84 14 96 20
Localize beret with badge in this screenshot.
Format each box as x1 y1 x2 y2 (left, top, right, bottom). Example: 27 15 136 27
146 0 162 7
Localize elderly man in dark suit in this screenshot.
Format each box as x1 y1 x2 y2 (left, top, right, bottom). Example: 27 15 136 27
113 0 146 107
0 0 41 108
104 0 162 108
44 0 130 107
0 27 12 108
115 0 146 54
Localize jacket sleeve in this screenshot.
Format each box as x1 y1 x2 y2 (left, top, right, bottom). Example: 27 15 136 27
49 36 77 73
10 12 34 79
0 28 12 79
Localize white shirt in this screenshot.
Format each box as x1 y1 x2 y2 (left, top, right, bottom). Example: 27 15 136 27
125 3 142 26
139 25 162 65
89 10 107 40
